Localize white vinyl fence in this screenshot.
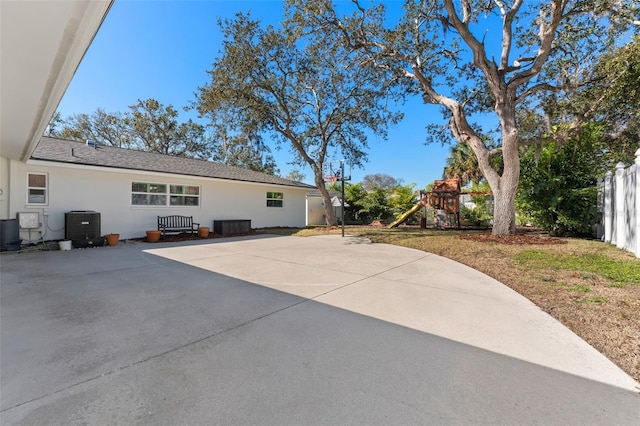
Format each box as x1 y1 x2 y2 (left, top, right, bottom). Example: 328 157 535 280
602 148 640 257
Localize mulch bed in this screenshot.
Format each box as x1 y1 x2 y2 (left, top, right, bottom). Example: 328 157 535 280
133 230 260 243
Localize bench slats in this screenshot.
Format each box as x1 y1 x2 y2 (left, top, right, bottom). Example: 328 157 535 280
157 215 200 238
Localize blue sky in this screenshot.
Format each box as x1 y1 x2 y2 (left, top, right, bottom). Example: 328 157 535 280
56 0 452 187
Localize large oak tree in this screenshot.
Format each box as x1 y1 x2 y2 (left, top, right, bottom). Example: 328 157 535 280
56 108 133 148
290 0 637 234
50 99 209 158
196 13 401 225
129 98 208 158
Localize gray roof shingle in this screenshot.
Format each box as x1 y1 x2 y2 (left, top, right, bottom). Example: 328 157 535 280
32 137 315 189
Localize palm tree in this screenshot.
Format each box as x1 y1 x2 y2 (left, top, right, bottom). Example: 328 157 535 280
443 142 484 186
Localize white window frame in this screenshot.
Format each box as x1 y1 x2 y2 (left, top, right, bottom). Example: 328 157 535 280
27 172 48 205
131 181 200 207
266 191 284 208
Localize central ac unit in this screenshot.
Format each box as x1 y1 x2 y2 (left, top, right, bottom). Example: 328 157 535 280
65 211 104 247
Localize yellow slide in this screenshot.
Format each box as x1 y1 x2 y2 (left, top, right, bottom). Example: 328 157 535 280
388 203 422 228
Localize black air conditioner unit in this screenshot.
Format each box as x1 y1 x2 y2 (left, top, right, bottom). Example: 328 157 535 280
65 211 104 248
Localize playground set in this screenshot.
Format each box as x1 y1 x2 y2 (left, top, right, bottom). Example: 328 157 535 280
388 179 492 229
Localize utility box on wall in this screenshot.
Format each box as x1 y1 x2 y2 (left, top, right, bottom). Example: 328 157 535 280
65 211 104 248
18 212 39 229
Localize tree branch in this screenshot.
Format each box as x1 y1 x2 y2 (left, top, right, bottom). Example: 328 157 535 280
515 82 560 103
497 0 524 71
508 0 564 89
443 0 502 96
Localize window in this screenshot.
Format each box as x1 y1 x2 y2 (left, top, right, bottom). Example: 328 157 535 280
170 184 200 206
131 182 167 206
267 191 283 207
27 173 47 204
132 182 200 207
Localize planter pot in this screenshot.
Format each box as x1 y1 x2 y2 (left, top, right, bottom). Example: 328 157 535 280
198 227 210 238
105 233 120 246
59 240 72 251
146 230 161 243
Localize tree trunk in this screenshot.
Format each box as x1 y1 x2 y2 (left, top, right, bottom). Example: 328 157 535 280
314 173 337 226
490 102 520 235
453 118 520 235
491 178 518 235
447 109 519 235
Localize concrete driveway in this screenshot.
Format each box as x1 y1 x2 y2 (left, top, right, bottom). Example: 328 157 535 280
1 234 638 424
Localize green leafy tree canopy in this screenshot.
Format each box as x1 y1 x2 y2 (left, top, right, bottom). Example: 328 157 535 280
196 12 402 225
49 99 210 159
288 0 638 234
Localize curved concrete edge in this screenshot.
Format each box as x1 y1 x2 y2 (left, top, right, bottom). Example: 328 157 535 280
143 233 640 392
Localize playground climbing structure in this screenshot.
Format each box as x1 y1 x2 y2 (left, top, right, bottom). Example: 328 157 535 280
388 179 491 229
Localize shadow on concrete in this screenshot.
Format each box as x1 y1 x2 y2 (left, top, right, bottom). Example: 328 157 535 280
1 239 638 424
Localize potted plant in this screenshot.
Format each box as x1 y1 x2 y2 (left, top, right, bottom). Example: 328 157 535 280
146 230 161 242
105 233 120 246
198 226 210 238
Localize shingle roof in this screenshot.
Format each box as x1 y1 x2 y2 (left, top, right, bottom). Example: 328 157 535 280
306 189 342 198
32 137 315 189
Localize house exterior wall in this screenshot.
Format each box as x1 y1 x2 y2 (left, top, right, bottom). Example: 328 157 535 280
0 156 10 219
6 157 308 241
306 196 325 226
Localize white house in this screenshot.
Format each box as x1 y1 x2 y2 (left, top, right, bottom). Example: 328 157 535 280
0 2 320 247
2 137 315 243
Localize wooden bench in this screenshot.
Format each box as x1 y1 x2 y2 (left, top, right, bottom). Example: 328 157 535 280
157 215 200 238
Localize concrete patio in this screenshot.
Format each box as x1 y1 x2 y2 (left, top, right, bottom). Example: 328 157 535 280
1 234 638 424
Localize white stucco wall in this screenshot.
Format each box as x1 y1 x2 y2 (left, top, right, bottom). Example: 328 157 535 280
306 196 325 226
5 157 308 241
0 156 10 219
